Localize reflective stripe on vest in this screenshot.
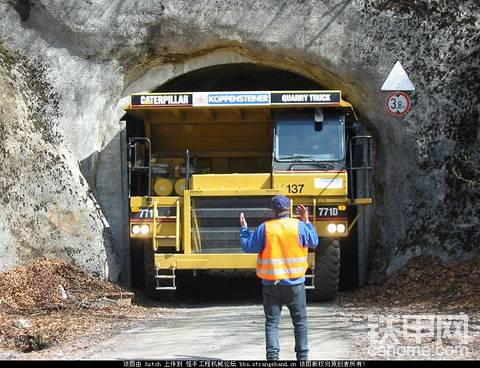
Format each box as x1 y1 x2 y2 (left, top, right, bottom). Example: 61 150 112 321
256 217 308 281
257 256 308 265
257 266 307 277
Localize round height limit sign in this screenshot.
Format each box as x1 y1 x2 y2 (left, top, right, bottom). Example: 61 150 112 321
385 91 411 117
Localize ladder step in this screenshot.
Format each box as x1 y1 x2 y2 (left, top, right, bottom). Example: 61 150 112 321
305 269 315 289
156 216 177 219
155 275 176 279
155 236 177 239
155 287 177 290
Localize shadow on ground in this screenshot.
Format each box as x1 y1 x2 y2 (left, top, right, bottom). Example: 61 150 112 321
134 271 263 307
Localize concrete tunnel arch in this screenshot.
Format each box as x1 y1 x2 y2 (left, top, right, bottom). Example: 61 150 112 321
108 56 374 289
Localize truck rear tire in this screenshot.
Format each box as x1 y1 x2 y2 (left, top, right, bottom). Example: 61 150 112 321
310 237 340 302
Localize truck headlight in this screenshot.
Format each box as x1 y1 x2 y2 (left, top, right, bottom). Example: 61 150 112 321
327 223 337 233
131 225 141 235
336 224 346 233
140 224 150 234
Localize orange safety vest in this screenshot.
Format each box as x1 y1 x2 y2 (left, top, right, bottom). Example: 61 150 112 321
256 218 308 281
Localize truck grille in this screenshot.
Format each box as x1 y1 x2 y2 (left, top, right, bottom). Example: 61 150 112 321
191 196 272 254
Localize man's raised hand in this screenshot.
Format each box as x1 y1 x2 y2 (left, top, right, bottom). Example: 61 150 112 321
296 205 309 223
240 212 248 228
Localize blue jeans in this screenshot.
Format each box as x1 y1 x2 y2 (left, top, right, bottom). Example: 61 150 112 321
262 283 308 360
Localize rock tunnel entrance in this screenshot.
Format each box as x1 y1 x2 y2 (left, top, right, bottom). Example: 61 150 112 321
154 63 323 92
123 62 371 297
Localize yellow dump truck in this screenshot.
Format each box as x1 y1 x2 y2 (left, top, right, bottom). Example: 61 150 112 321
124 90 372 301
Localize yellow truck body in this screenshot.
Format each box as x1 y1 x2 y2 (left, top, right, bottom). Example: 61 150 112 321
124 90 372 299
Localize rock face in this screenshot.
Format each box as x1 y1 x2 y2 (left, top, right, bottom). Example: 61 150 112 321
0 0 478 283
0 46 119 278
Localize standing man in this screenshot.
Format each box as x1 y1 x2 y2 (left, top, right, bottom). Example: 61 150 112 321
240 195 319 361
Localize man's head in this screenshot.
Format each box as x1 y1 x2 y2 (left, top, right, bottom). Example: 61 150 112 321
271 195 290 217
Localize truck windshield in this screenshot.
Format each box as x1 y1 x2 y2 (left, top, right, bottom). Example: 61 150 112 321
275 112 345 161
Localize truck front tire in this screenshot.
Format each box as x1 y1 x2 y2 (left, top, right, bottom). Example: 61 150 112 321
143 242 158 299
309 237 340 302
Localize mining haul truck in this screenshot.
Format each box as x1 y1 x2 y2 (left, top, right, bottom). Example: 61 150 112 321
125 90 372 301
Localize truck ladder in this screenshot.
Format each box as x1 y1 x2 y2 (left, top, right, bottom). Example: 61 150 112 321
152 200 180 290
152 200 181 251
305 268 315 290
155 268 176 291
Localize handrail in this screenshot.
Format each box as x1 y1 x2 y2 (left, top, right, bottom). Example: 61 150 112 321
127 137 152 197
175 199 180 252
347 135 373 201
153 200 157 250
185 149 190 191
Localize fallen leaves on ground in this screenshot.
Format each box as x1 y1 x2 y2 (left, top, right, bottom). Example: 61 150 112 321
0 258 166 353
339 255 480 312
336 255 480 360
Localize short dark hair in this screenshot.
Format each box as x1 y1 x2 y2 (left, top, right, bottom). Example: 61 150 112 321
273 208 290 217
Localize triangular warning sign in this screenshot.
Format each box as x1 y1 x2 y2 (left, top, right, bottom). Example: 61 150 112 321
381 61 415 91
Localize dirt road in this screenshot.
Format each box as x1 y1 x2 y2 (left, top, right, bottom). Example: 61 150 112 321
8 299 480 360
5 269 479 361
50 302 354 360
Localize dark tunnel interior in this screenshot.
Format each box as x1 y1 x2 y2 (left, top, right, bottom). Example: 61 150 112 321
126 63 360 302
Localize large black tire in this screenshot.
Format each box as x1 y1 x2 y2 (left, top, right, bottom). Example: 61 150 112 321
309 237 340 302
143 243 157 299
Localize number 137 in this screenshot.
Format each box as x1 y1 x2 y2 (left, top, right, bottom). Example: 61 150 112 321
286 184 304 193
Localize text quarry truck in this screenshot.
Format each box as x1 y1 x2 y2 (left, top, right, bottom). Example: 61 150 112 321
125 90 372 301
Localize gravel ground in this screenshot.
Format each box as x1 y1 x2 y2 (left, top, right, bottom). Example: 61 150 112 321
3 300 478 361
1 256 479 360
